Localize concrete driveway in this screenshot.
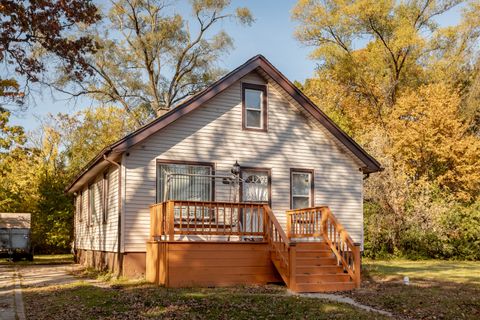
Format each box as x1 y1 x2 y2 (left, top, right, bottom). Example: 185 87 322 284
0 264 83 320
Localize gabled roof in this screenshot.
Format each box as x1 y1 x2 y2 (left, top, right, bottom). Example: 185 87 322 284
66 55 382 193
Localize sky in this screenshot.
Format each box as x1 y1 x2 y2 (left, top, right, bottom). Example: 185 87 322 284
11 0 464 131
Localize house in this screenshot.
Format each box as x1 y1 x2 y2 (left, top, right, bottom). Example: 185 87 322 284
66 55 381 292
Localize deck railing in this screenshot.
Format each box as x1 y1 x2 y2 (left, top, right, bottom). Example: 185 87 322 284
286 206 325 238
263 205 294 287
151 201 359 289
286 206 361 287
150 201 265 240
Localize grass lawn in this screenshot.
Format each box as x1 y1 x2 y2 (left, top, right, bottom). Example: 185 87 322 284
22 283 388 320
345 259 480 320
19 258 480 319
0 254 73 265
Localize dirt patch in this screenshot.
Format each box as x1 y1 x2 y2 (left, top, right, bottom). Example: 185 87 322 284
17 264 84 288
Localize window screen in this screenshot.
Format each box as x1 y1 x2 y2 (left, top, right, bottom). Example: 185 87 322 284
157 163 213 202
291 170 313 209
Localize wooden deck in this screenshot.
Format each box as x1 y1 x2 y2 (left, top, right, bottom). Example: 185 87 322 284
146 201 361 293
147 241 281 287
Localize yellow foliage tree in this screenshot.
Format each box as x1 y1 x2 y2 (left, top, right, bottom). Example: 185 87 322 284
294 0 480 257
387 83 480 201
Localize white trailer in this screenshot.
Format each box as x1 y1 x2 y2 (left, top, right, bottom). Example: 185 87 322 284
0 213 33 261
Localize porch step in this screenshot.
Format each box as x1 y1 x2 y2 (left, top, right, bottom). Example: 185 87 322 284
296 250 333 258
296 273 351 283
296 265 345 275
295 242 330 250
293 244 353 292
269 239 356 293
296 257 337 266
295 282 355 293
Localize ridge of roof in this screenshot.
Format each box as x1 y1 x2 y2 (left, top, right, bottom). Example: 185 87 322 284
66 54 381 193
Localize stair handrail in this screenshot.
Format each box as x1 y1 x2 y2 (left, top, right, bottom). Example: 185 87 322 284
320 207 361 287
263 205 293 286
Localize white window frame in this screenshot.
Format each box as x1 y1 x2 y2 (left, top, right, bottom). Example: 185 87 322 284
88 184 95 226
242 83 267 131
102 171 109 224
290 169 314 210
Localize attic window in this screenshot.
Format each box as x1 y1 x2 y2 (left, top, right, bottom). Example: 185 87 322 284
242 83 267 131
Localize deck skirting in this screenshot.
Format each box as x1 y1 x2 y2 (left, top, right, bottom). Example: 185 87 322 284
146 241 281 287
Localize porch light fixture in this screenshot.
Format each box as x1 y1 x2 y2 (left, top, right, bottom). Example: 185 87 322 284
231 160 241 176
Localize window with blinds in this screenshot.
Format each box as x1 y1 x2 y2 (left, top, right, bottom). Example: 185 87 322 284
157 162 213 203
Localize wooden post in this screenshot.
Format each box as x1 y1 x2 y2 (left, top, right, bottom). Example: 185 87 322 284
149 206 155 241
262 206 268 241
320 208 328 238
286 212 291 239
167 201 175 241
353 244 361 288
145 241 158 284
288 243 297 292
163 242 169 287
159 204 164 238
155 242 168 286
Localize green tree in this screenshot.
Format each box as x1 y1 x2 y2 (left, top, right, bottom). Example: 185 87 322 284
29 127 73 252
51 105 138 176
56 0 253 122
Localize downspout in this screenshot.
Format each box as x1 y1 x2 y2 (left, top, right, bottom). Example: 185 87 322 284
104 154 123 278
72 192 78 262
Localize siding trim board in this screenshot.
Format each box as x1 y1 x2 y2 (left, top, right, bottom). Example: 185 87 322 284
66 55 381 193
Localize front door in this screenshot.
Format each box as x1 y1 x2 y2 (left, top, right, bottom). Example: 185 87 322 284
240 168 270 203
240 168 271 235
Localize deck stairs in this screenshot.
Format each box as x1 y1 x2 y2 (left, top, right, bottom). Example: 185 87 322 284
264 206 361 293
271 241 356 292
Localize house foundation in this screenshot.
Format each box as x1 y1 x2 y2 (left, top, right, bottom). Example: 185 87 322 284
75 249 146 278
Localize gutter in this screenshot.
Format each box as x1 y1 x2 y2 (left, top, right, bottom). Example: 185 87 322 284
103 155 123 278
65 147 113 193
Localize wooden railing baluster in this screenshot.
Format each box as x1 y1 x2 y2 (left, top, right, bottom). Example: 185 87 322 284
150 201 269 238
179 203 183 231
223 204 226 234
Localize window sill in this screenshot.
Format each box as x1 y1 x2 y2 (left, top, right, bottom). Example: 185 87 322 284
243 127 268 132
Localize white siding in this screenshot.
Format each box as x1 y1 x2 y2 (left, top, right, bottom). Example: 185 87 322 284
123 72 364 252
74 166 119 252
